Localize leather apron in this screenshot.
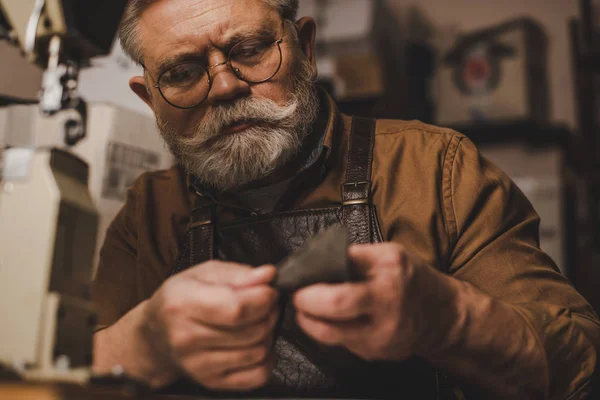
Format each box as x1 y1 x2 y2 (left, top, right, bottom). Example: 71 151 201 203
167 117 443 399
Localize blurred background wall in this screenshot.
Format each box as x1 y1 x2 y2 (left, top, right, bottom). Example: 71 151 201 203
386 0 578 129
0 1 580 126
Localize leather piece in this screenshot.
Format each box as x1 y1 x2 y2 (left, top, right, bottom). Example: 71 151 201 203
269 337 337 396
274 226 354 293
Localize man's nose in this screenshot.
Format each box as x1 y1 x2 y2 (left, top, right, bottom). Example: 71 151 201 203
206 61 250 103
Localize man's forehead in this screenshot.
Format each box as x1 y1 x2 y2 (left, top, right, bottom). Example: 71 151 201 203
139 0 281 65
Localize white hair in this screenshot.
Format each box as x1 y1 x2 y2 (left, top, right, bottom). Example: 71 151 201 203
156 49 318 190
119 0 299 65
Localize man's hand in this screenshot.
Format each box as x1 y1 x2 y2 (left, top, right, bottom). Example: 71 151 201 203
143 261 279 390
95 261 279 391
293 243 457 362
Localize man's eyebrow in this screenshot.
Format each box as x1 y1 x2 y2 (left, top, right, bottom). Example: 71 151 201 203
155 24 280 74
223 25 279 49
155 52 205 75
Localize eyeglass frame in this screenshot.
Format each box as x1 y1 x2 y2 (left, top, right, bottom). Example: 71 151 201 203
142 30 288 109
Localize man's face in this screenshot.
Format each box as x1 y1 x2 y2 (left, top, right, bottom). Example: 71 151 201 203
131 0 319 190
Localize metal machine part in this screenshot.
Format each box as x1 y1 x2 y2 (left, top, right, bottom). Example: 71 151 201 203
0 0 126 143
0 148 98 383
0 0 126 384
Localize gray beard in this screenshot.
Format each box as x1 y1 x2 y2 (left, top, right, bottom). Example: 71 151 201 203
157 55 319 191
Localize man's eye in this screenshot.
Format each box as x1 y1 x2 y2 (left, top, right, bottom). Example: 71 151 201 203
232 40 270 61
161 64 204 87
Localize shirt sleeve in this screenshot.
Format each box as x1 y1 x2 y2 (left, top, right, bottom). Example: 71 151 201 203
92 180 140 330
446 136 599 399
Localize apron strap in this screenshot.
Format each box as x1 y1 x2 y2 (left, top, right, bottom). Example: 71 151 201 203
342 116 376 244
171 193 215 275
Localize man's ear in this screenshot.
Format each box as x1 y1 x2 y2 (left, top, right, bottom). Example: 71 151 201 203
295 16 317 77
130 76 155 111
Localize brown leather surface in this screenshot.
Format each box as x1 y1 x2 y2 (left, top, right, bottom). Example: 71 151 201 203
341 117 375 246
342 117 374 202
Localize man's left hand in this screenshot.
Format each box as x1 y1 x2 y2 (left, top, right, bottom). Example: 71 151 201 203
293 243 459 362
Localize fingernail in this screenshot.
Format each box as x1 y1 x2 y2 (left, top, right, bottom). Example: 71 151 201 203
246 265 276 283
254 265 275 276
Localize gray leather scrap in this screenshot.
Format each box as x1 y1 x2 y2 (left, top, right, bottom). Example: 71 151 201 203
274 226 355 292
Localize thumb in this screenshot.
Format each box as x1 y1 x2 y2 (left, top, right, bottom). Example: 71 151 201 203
349 243 412 279
347 244 376 280
348 243 397 279
235 265 278 288
188 261 277 288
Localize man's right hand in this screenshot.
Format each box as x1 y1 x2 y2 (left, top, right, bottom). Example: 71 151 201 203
93 262 279 392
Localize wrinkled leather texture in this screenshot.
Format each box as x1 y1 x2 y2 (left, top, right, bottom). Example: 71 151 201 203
343 204 372 245
217 207 345 266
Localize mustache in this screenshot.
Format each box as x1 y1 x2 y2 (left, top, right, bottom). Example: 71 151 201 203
182 96 300 145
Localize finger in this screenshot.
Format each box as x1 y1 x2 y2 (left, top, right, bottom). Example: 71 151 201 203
293 283 372 321
227 285 280 326
349 243 407 276
175 283 278 328
296 312 369 347
202 356 275 391
175 309 280 351
189 262 277 288
182 342 272 381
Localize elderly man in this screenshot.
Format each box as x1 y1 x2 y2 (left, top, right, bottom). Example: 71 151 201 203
93 0 599 398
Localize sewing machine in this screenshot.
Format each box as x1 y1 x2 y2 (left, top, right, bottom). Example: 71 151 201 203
0 0 126 384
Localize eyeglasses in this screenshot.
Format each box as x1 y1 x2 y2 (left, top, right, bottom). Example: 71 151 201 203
146 36 285 109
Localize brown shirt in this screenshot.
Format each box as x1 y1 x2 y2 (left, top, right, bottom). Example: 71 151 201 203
94 94 600 398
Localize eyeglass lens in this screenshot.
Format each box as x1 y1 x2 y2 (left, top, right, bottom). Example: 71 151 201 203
158 37 283 108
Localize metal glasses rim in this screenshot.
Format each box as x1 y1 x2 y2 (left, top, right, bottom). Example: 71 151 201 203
155 37 284 110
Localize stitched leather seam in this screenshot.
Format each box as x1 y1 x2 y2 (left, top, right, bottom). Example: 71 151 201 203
189 225 194 266
345 117 356 186
367 119 375 183
370 205 385 242
218 207 343 230
220 215 343 231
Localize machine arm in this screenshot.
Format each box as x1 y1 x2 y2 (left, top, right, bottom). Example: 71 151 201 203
0 0 127 142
